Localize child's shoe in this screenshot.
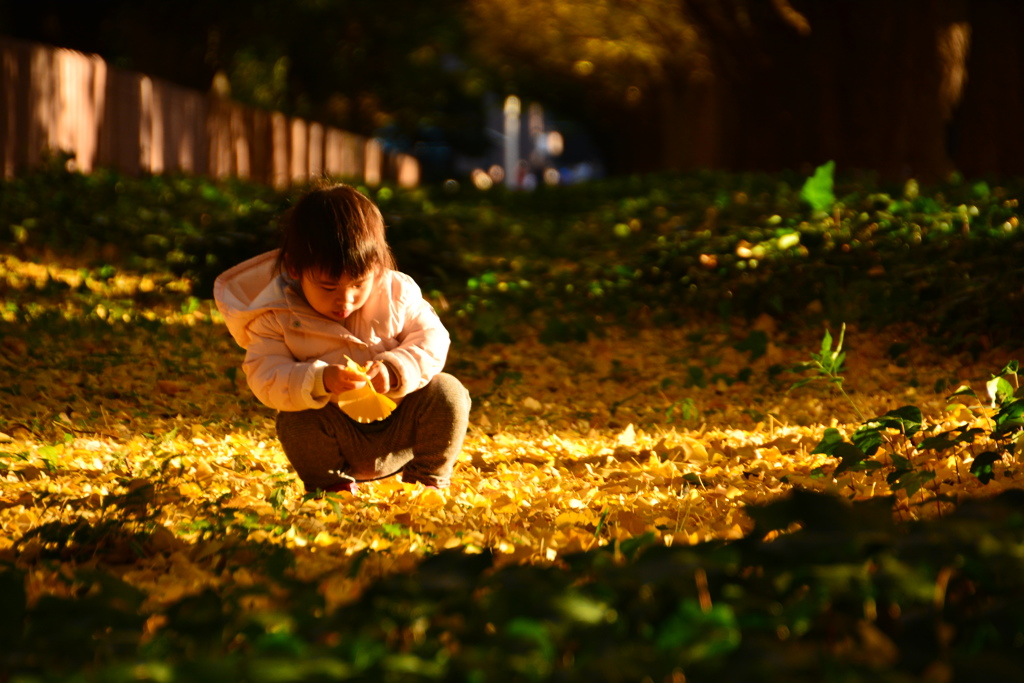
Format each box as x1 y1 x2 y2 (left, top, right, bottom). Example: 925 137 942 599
325 480 359 495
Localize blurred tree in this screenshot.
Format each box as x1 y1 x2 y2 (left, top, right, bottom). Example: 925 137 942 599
464 0 707 173
951 0 1024 178
465 0 985 181
684 0 963 181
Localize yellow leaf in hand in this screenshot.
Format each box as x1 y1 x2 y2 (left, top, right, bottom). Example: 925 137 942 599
336 387 396 423
336 356 396 423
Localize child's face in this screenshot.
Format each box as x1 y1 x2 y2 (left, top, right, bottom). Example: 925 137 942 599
297 269 376 322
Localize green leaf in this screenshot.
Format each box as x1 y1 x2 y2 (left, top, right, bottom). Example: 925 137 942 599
380 523 408 538
819 327 834 360
800 160 836 212
993 399 1024 438
326 494 343 521
890 470 935 498
811 428 845 456
788 377 818 391
830 351 846 375
953 427 985 443
850 460 885 473
852 425 884 456
833 442 868 474
920 426 983 451
851 406 923 457
970 451 1001 484
666 398 699 424
180 296 201 315
889 453 912 473
268 486 287 511
594 509 610 538
947 385 977 401
886 405 924 435
987 376 1015 407
918 436 956 451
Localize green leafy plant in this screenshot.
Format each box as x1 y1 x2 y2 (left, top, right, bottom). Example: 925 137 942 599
809 360 1023 496
8 489 1024 681
3 162 1022 346
789 324 864 421
800 160 836 212
665 397 699 424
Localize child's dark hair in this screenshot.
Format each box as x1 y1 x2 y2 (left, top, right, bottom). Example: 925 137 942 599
276 183 396 280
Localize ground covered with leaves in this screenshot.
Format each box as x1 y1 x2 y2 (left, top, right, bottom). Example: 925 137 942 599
1 164 1023 681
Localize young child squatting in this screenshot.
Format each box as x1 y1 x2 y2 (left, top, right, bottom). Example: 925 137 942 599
214 183 470 494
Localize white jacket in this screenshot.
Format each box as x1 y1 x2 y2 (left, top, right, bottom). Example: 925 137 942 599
213 250 450 412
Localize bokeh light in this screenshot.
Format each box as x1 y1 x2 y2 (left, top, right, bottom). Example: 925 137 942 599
471 169 493 190
547 131 564 157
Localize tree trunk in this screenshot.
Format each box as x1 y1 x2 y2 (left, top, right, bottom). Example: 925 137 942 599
669 0 958 181
952 0 1024 178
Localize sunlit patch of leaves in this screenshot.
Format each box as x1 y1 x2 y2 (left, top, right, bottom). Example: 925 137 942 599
2 254 1022 615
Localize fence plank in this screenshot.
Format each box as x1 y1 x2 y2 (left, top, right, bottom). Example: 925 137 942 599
0 37 417 187
0 41 26 177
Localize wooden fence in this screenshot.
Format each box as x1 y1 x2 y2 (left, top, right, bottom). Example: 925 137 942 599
0 38 419 187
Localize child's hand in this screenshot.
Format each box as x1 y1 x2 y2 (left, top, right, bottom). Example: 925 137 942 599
323 364 370 394
366 361 395 394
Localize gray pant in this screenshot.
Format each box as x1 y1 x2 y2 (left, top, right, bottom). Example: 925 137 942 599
276 373 471 492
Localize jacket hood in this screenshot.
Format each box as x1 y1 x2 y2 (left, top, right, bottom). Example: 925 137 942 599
214 250 288 348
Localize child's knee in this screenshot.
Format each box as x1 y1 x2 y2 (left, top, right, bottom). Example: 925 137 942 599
429 373 471 418
276 409 322 448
